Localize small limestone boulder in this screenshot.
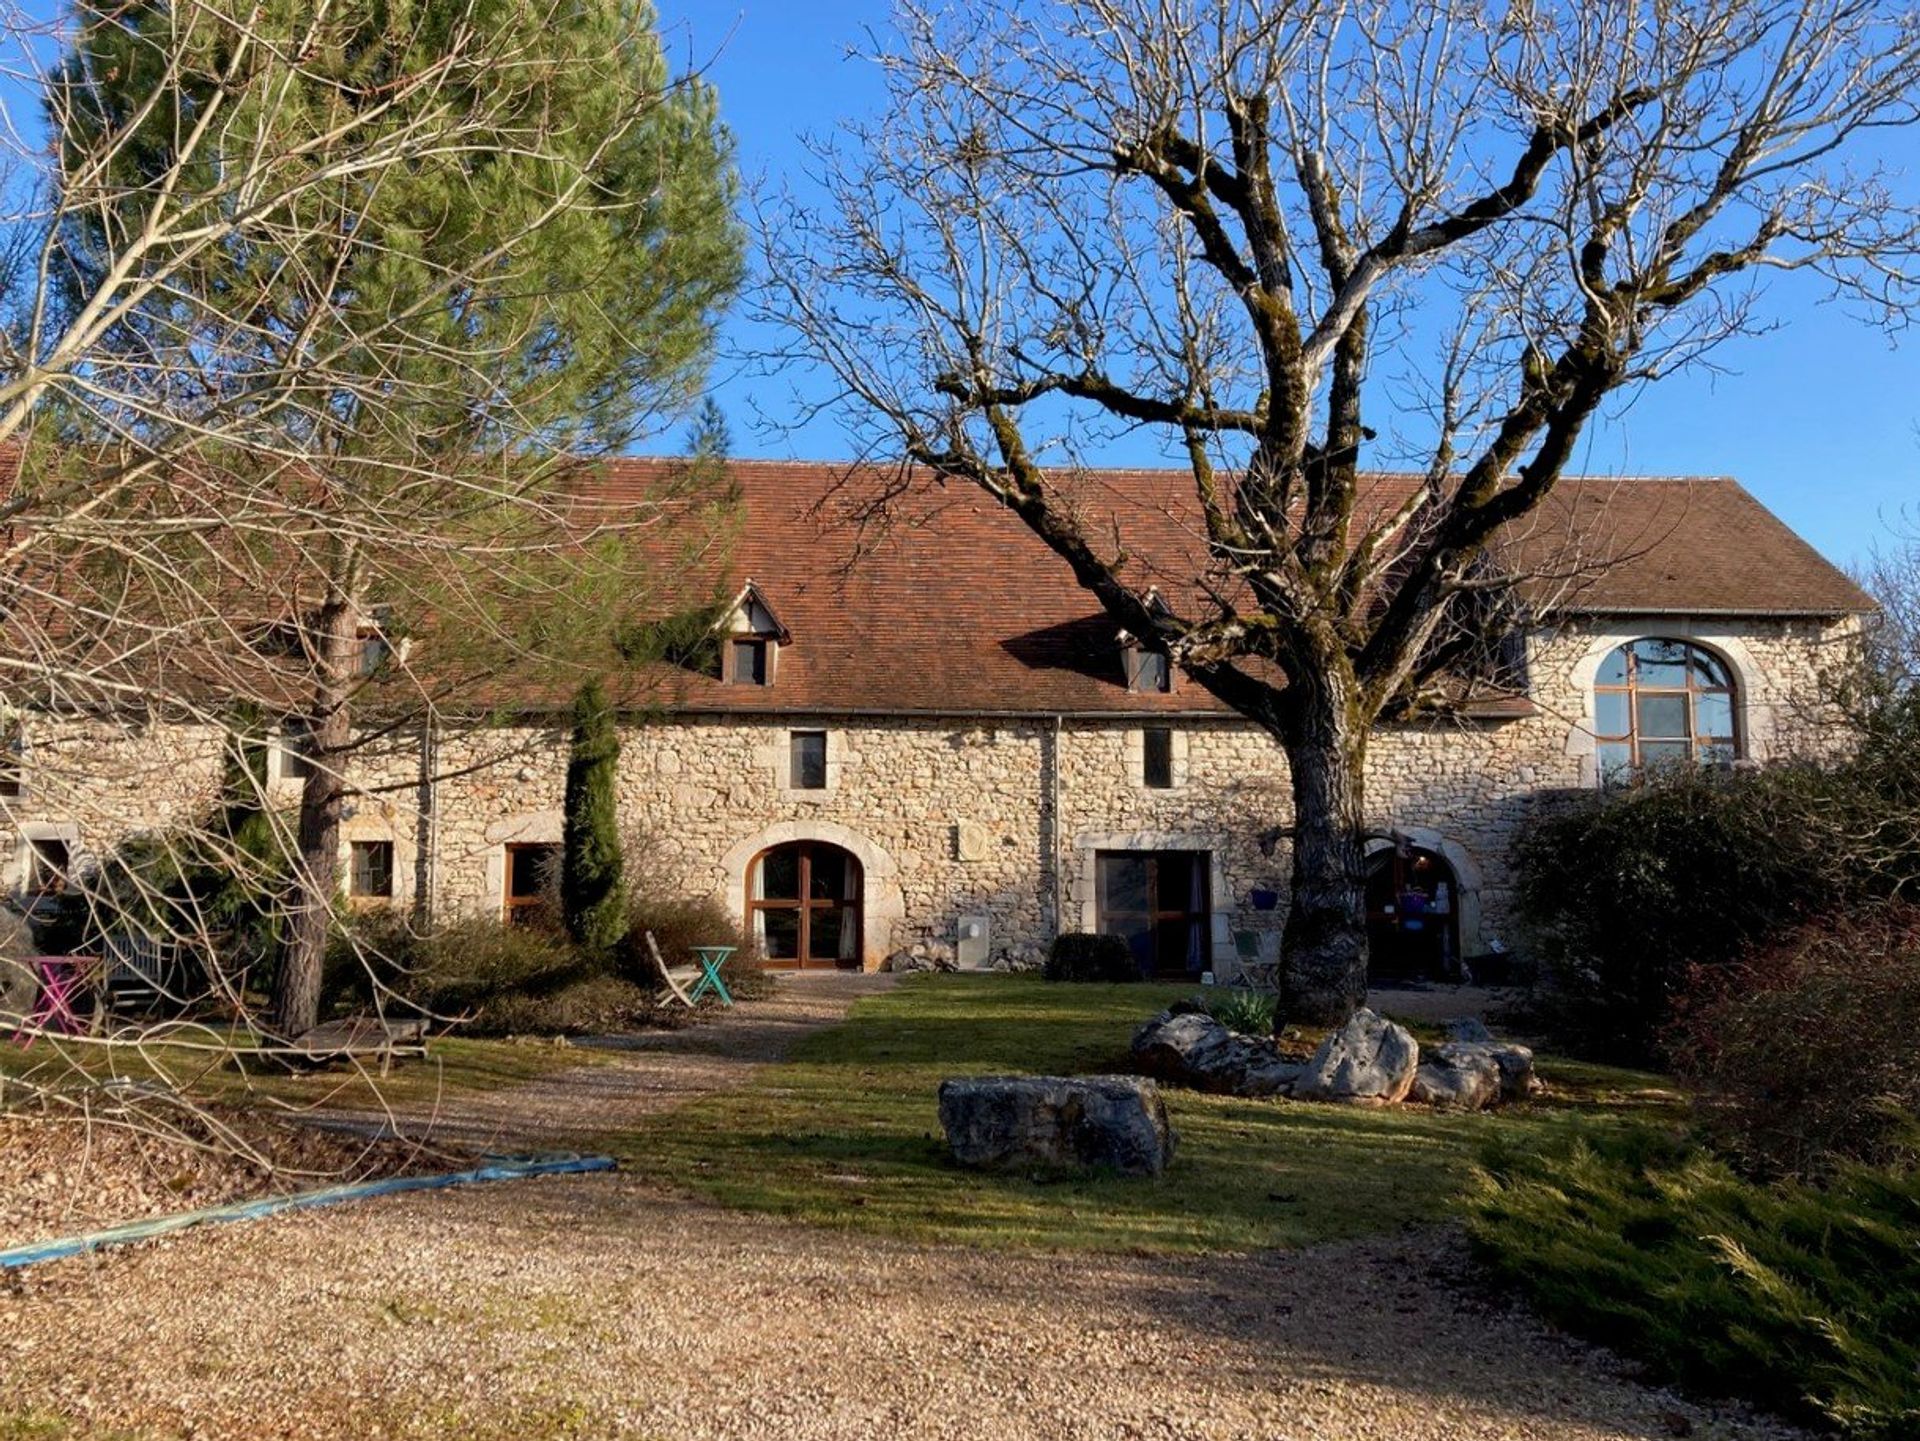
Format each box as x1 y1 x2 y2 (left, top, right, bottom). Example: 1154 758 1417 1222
1414 1040 1539 1108
1485 1042 1539 1101
1444 1016 1494 1044
1130 1012 1302 1098
938 1075 1175 1176
1413 1043 1503 1111
1294 1008 1420 1106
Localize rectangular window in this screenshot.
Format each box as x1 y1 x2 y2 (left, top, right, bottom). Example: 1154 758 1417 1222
789 730 827 790
349 840 394 899
274 723 313 780
27 837 69 895
0 723 21 799
357 631 390 677
1142 726 1174 788
729 639 768 686
504 842 559 926
1126 647 1171 693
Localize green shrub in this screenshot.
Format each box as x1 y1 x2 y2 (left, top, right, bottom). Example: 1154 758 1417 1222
477 974 653 1036
1195 987 1277 1034
324 911 588 1029
614 893 771 1001
1468 1125 1920 1438
1671 904 1920 1178
1511 764 1827 1062
1043 932 1137 983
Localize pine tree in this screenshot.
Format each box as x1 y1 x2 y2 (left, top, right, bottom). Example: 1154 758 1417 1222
562 681 626 958
48 0 742 1034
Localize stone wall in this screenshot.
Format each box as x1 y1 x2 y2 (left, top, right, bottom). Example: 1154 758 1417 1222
1 615 1860 970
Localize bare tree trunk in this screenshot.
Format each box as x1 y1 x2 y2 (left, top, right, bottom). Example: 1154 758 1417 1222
273 589 356 1038
1276 672 1370 1026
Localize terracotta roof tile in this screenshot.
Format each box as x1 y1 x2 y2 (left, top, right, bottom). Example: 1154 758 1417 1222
589 459 1868 720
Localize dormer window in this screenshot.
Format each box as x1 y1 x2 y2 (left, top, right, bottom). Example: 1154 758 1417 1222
1120 591 1175 693
1124 644 1172 693
720 580 789 688
730 638 768 686
355 605 395 677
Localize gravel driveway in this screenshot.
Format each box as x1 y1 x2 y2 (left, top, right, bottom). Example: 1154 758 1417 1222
2 1173 1802 1441
319 971 898 1148
1 975 1805 1439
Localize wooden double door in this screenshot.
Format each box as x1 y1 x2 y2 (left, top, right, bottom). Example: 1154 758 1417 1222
748 841 863 969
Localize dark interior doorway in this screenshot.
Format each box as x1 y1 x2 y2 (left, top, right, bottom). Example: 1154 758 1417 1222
1365 845 1460 982
1096 849 1211 978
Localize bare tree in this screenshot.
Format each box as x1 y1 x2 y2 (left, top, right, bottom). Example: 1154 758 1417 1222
0 0 739 1146
764 0 1920 1021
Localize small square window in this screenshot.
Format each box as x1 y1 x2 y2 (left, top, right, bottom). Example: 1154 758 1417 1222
729 639 769 686
1126 647 1171 693
350 840 394 899
1142 727 1174 789
790 730 827 790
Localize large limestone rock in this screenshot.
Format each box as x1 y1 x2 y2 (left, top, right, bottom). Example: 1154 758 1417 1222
1294 1008 1420 1106
1130 1011 1302 1098
1413 1039 1540 1110
938 1075 1175 1176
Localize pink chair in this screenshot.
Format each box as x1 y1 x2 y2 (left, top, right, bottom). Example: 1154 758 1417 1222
11 956 90 1046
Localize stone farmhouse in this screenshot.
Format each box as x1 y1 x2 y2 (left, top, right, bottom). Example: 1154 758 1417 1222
0 460 1872 982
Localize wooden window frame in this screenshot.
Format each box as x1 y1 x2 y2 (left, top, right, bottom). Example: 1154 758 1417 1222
746 841 863 970
725 637 771 686
349 839 395 900
503 841 558 926
1094 848 1210 977
1594 638 1740 782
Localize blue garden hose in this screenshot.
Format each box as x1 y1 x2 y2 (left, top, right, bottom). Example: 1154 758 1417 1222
0 1153 616 1269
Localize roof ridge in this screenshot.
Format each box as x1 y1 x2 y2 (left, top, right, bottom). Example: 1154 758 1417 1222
609 454 1744 485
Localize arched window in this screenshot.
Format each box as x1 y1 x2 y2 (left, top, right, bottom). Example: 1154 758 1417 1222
1593 639 1739 781
747 841 862 969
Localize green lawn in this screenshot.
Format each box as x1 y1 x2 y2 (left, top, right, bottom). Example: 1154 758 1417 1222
615 973 1678 1254
0 1023 602 1114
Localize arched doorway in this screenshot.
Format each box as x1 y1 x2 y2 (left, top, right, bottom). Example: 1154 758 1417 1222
1365 844 1461 982
747 840 862 970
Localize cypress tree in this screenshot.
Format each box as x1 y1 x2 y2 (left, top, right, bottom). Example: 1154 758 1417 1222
562 680 626 957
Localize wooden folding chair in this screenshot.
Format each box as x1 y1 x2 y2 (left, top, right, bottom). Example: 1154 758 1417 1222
645 932 736 1009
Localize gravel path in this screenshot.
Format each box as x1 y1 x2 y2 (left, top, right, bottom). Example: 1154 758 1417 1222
1 975 1808 1439
1 1174 1803 1441
320 971 897 1148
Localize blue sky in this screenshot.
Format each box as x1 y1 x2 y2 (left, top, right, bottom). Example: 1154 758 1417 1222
656 1 1920 571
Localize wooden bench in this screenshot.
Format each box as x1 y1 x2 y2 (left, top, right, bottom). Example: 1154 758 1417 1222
284 1015 430 1075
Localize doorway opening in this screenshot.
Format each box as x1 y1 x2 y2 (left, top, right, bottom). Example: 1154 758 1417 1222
1095 849 1210 978
1364 844 1460 982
